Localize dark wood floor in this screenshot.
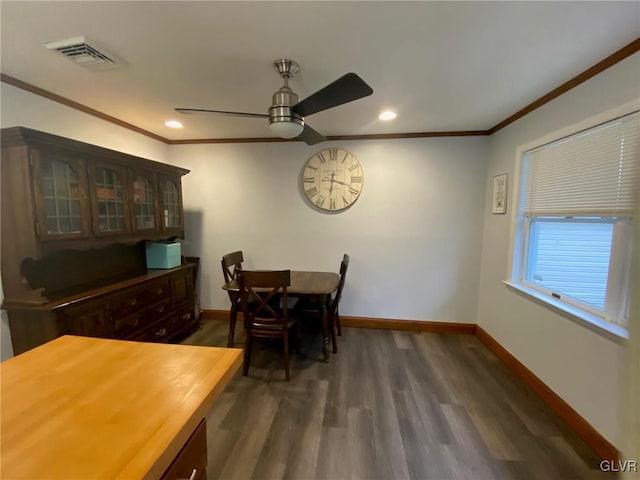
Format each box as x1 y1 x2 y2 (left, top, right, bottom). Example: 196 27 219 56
181 319 609 480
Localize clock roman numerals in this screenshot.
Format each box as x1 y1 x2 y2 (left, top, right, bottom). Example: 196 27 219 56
303 148 363 211
315 152 327 163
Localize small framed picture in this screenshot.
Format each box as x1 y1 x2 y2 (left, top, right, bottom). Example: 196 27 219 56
492 173 507 214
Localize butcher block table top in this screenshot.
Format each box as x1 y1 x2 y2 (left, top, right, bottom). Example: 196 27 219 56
0 335 242 479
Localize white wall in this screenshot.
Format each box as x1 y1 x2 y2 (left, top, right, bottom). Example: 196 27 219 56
170 137 488 322
0 83 171 359
476 52 640 447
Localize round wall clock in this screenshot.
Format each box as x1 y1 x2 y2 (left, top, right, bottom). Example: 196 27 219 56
302 147 364 212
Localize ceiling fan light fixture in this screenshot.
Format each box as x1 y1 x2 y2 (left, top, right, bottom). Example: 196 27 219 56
269 119 304 139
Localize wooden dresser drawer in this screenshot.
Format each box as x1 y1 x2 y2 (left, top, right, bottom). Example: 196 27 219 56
127 318 172 343
161 418 207 480
113 310 147 338
113 298 170 338
111 279 170 318
166 308 195 333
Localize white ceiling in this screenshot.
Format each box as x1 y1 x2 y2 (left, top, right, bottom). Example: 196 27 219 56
1 1 638 141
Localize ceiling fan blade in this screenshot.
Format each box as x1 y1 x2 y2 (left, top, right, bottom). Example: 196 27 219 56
175 108 268 119
292 73 373 117
298 124 326 145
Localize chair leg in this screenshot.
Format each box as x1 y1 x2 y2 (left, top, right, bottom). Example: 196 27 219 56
243 333 252 377
227 302 238 348
283 331 290 381
330 312 338 354
335 306 342 336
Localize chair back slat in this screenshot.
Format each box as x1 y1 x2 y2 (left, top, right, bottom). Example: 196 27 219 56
221 250 245 347
221 250 244 284
330 254 350 316
238 269 291 327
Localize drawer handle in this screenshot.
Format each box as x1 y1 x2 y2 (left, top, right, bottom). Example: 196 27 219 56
127 298 137 306
130 318 139 327
155 327 167 337
182 312 192 321
155 305 166 314
178 469 197 480
155 288 163 295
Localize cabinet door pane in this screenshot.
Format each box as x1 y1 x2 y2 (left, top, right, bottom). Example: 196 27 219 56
163 180 181 228
95 167 126 232
40 158 83 234
133 175 156 229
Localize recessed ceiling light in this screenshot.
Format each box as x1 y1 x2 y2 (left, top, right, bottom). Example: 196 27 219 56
165 120 183 128
379 111 397 121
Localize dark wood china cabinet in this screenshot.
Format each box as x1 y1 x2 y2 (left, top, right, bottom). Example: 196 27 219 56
88 162 131 236
1 127 199 355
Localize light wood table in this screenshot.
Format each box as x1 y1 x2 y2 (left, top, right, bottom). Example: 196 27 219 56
224 270 340 361
0 335 242 479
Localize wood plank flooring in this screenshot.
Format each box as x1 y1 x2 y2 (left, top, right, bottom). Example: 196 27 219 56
180 320 610 480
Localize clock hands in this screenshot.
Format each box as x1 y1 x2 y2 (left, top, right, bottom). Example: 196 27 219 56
322 176 350 188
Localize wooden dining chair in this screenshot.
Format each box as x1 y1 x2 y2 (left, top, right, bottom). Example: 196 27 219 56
221 250 244 347
237 269 299 381
298 254 350 350
332 253 350 336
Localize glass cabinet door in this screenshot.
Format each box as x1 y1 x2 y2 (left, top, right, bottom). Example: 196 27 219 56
132 173 158 230
90 164 129 235
162 178 182 230
36 154 90 238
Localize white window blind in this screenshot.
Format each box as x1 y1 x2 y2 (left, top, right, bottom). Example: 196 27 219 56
523 111 639 217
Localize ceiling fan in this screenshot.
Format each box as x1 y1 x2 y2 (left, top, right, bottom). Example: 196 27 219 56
175 59 374 145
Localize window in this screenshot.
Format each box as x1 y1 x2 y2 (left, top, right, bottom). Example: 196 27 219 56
513 111 638 333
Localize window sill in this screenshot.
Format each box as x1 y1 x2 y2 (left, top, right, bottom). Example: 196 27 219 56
503 281 628 345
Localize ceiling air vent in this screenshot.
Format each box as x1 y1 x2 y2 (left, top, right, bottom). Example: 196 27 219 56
44 36 122 70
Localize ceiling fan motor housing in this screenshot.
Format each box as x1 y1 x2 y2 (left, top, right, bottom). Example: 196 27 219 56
269 85 303 128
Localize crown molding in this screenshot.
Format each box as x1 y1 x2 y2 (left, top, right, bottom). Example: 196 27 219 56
2 36 638 144
0 73 168 143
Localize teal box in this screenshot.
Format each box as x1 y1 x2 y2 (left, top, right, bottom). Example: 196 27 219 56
145 241 181 269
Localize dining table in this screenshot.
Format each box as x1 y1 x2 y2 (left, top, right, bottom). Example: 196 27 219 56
223 270 340 361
